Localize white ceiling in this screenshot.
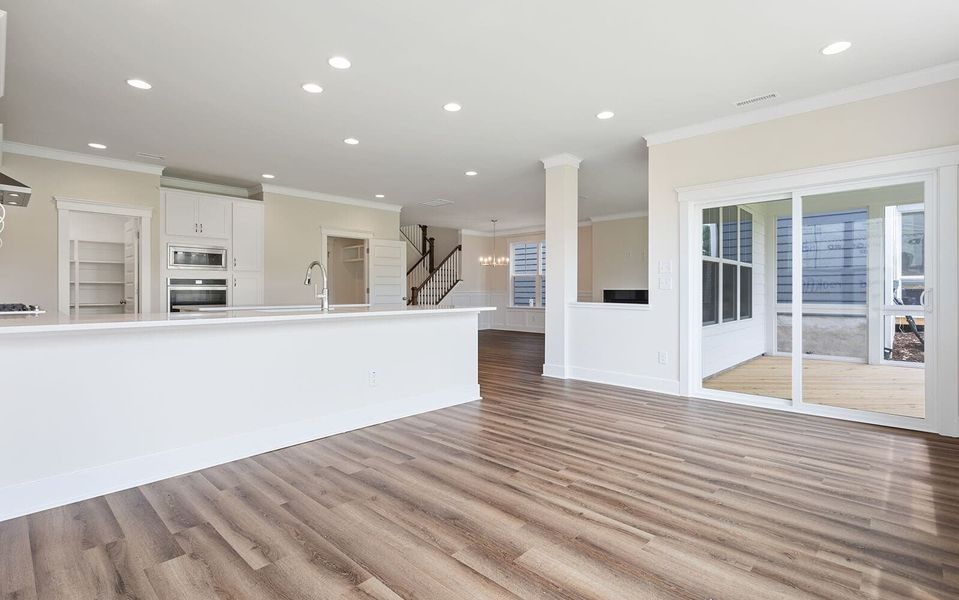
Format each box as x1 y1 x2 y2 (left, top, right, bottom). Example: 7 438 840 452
1 1 957 231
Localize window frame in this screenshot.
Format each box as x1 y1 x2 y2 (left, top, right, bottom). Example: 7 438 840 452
702 206 754 327
510 240 546 308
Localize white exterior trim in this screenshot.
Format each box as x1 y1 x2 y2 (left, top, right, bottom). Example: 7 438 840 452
645 61 959 146
3 142 165 175
256 183 402 213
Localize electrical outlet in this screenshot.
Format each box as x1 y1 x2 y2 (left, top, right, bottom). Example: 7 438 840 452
368 370 377 386
657 351 668 365
658 276 673 290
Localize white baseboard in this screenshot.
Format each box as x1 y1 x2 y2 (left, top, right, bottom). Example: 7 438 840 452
567 366 680 395
0 385 479 522
542 363 567 379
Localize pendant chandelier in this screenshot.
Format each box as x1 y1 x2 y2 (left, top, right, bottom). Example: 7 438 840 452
479 219 509 267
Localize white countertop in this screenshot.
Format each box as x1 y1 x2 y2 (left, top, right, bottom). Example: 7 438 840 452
0 305 495 335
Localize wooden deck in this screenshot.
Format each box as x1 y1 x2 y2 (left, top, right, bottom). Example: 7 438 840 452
1 331 957 599
703 355 925 418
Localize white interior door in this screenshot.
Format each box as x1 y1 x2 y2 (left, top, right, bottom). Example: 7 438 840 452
368 239 406 306
123 219 139 313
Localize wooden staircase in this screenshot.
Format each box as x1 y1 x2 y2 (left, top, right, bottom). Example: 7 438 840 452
401 224 462 305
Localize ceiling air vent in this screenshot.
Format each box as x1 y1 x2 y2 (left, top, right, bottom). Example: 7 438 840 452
734 92 778 108
136 152 165 161
419 198 454 207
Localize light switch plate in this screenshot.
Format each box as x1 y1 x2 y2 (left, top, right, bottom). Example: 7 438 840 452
658 276 673 290
658 260 672 274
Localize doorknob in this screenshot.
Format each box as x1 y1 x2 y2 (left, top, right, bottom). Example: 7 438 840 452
920 288 932 313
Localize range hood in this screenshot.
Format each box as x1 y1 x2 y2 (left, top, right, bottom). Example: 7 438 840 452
0 171 30 206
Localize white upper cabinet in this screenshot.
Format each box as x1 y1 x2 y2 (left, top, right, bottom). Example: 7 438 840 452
164 193 199 236
232 201 264 272
163 191 231 239
197 198 231 239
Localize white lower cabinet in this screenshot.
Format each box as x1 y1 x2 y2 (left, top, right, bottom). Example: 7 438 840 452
232 273 263 306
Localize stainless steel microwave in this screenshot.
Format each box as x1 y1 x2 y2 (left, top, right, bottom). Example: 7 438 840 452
168 245 227 270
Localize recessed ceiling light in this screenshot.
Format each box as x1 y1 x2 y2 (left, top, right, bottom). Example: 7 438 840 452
302 82 324 94
596 110 615 120
328 56 351 70
87 142 107 150
821 41 852 55
126 79 152 90
344 138 359 145
9 193 19 197
465 170 478 176
443 102 462 112
8 201 18 205
262 173 275 179
375 194 385 198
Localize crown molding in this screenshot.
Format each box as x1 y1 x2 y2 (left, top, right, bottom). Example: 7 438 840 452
589 210 648 222
462 220 591 237
255 184 402 213
2 141 165 175
160 177 250 199
541 153 582 169
644 60 959 147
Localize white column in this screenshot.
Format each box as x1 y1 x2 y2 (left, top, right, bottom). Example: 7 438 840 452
541 153 581 378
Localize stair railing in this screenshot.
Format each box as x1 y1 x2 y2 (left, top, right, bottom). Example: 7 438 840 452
407 252 431 299
400 224 423 255
410 245 462 306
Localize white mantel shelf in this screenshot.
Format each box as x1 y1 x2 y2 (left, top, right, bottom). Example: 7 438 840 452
0 305 495 336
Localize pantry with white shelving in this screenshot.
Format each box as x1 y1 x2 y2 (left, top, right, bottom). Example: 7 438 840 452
56 197 154 315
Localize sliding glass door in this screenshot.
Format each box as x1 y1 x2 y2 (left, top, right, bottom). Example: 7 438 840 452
698 175 935 430
796 181 930 420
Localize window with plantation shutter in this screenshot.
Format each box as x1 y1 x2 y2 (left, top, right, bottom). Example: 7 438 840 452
511 241 546 307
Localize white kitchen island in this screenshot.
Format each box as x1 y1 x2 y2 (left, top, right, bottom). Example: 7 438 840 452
0 305 494 521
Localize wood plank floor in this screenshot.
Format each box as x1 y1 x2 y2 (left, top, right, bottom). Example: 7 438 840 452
3 330 959 599
703 355 925 418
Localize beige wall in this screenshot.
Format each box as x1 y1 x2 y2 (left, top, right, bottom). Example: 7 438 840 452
261 191 399 304
577 224 592 298
459 233 493 292
590 216 648 302
613 78 959 385
0 154 162 311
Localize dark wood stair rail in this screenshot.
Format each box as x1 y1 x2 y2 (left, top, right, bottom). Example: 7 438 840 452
410 244 462 305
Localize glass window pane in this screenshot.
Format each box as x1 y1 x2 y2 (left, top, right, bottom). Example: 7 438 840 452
739 209 753 264
722 206 738 260
511 243 538 274
702 261 719 325
512 276 536 306
777 210 868 304
900 211 924 276
702 208 719 257
740 266 752 319
722 263 737 322
801 182 924 419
